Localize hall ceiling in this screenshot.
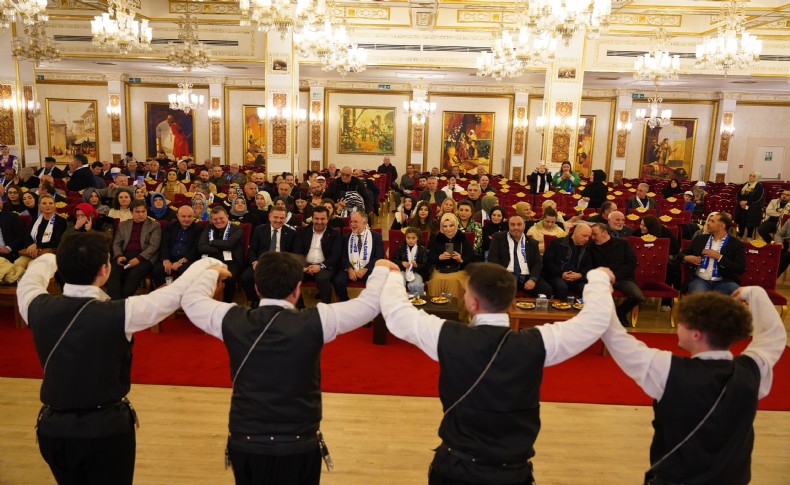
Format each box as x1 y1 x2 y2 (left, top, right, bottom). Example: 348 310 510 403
29 0 790 93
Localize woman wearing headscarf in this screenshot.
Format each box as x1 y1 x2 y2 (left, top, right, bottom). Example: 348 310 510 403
477 194 498 223
662 178 684 199
428 213 473 321
222 184 244 211
339 191 365 218
391 195 416 230
82 187 110 216
229 196 261 227
580 169 608 209
148 192 176 221
64 202 101 239
191 193 210 222
482 205 507 255
250 190 271 221
735 171 764 238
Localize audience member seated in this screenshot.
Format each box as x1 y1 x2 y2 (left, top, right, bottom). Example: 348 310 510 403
436 197 457 220
106 200 162 299
124 160 145 180
89 162 107 189
175 160 192 182
392 163 416 206
198 205 244 303
225 163 248 186
662 178 683 199
0 167 14 190
526 207 567 254
418 176 447 205
155 150 172 169
552 161 579 194
208 166 226 188
391 226 430 296
292 205 342 305
457 200 483 261
589 222 643 327
148 193 176 222
586 201 616 224
228 196 261 227
606 210 633 239
428 213 473 320
64 203 104 239
333 212 385 302
542 223 593 299
156 170 188 201
20 194 67 260
194 170 218 195
408 201 439 240
107 189 133 222
65 154 95 192
514 202 537 228
488 215 552 297
36 178 66 203
481 205 507 256
441 176 464 198
626 183 658 211
462 182 483 214
390 195 416 231
2 185 25 213
145 161 166 182
0 196 27 283
679 212 745 295
241 205 296 305
691 181 707 219
757 188 790 243
133 184 148 201
19 192 38 218
324 166 373 213
377 155 398 186
153 205 201 288
82 188 110 216
242 182 259 208
321 198 345 230
251 191 271 221
478 174 496 194
293 193 311 224
17 167 40 191
580 169 608 209
191 192 210 222
36 156 63 179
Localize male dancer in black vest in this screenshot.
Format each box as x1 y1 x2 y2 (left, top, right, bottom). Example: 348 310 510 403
17 231 217 485
181 251 391 485
602 288 786 484
377 260 616 484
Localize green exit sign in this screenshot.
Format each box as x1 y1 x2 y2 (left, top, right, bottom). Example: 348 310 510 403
632 93 645 99
128 77 141 84
378 84 391 90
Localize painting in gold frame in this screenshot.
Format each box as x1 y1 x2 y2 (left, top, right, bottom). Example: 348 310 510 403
144 102 195 160
442 111 494 173
45 99 98 163
575 115 595 179
243 105 267 166
640 118 697 180
338 106 395 154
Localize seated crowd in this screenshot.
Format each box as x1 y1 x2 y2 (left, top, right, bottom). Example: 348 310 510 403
0 152 783 328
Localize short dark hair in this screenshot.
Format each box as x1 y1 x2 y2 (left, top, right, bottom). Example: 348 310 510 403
126 151 133 157
676 292 752 349
601 201 615 213
269 205 286 214
311 205 329 217
44 156 55 163
254 252 306 299
457 200 474 211
130 199 147 211
74 154 88 165
465 262 516 313
210 205 227 216
543 207 558 219
717 212 733 230
641 215 661 237
591 222 609 233
57 232 111 285
91 161 103 169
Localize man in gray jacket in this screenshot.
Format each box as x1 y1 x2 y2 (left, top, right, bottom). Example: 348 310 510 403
106 200 161 299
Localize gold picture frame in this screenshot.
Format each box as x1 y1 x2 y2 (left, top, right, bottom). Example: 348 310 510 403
144 102 196 160
640 118 698 180
576 115 595 179
338 106 395 154
45 98 99 163
243 105 267 166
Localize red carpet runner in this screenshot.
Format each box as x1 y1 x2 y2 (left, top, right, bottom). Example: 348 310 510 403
1 315 787 410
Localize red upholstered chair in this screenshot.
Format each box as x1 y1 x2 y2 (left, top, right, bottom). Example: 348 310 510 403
740 241 787 318
628 208 658 218
628 236 678 327
464 231 475 248
543 233 557 248
388 229 405 259
661 197 685 211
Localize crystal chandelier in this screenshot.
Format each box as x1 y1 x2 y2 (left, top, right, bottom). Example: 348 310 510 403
240 0 299 38
695 1 761 75
167 13 211 72
12 22 61 66
635 85 671 130
91 0 152 55
168 81 204 114
477 28 558 81
634 31 681 83
403 89 436 125
295 22 367 75
1 0 48 29
323 41 367 76
516 0 611 46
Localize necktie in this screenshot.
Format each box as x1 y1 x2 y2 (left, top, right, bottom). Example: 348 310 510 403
357 234 363 255
513 238 521 275
270 228 278 251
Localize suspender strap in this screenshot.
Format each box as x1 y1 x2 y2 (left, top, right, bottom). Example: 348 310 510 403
43 300 95 376
443 329 512 417
230 309 285 388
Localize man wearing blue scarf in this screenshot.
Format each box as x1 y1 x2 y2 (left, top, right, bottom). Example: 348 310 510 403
679 212 745 294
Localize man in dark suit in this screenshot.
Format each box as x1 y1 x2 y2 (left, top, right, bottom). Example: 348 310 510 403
198 205 245 303
152 205 202 288
292 205 342 305
323 166 373 212
36 157 63 179
106 200 162 299
333 211 385 301
418 176 447 205
0 197 26 283
240 205 297 306
65 154 96 192
589 222 643 327
488 215 552 297
678 211 745 295
542 224 593 299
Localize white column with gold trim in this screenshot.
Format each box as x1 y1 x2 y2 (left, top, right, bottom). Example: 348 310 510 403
264 32 297 174
308 83 324 171
712 96 737 182
610 92 633 182
510 88 529 181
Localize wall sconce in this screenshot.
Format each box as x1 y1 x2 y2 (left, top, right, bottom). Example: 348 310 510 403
616 117 632 135
513 114 528 129
106 93 121 119
262 106 307 127
25 99 41 117
294 108 307 127
311 109 323 125
207 107 221 121
721 112 735 138
553 115 585 135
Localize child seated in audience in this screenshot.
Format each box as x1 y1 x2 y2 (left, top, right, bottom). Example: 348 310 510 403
683 191 695 212
391 227 430 296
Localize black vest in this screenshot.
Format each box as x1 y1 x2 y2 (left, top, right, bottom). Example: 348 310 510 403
28 294 133 437
222 304 324 455
651 355 760 485
434 323 546 483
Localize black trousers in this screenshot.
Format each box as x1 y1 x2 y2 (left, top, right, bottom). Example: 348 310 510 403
428 468 533 485
241 266 258 305
514 274 553 298
222 261 241 303
151 260 193 288
757 220 778 244
38 432 136 485
332 269 371 301
302 269 334 304
105 260 153 299
545 276 587 300
228 447 321 485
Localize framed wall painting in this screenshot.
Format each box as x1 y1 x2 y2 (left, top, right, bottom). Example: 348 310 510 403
243 105 267 166
45 99 98 163
575 115 595 179
338 106 395 154
144 103 195 160
640 118 697 180
442 111 494 173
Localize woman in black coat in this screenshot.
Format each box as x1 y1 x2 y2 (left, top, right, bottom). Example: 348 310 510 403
580 169 608 209
428 213 473 320
735 171 764 238
481 205 507 254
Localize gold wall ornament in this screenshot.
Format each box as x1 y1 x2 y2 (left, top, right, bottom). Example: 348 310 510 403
718 111 734 161
512 166 522 182
615 109 630 158
112 153 122 163
513 106 527 156
270 92 288 156
209 97 221 146
23 86 37 147
0 84 15 146
109 93 121 142
412 124 423 152
310 100 321 149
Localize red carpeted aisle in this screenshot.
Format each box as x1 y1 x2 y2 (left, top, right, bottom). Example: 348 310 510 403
1 315 787 410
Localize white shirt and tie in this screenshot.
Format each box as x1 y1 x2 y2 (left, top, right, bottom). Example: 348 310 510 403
506 234 530 275
269 227 281 252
